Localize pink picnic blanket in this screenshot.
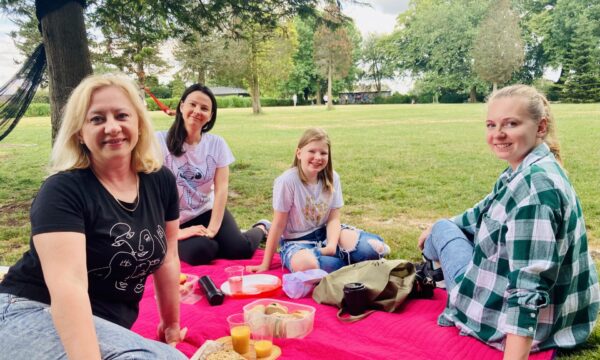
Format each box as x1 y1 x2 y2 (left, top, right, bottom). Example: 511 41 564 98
132 250 556 359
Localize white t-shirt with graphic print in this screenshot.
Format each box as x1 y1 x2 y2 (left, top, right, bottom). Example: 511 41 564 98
157 131 234 224
273 167 343 240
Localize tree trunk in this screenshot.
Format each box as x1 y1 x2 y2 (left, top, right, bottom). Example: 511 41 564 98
326 64 333 111
316 86 322 105
249 37 261 114
469 86 477 103
492 82 498 92
40 1 92 143
197 69 206 85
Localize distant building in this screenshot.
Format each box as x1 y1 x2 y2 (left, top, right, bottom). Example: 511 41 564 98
338 91 391 104
210 87 250 97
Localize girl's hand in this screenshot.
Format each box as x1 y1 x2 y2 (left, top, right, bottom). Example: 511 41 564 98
418 224 433 250
246 264 269 273
157 323 187 347
320 244 337 256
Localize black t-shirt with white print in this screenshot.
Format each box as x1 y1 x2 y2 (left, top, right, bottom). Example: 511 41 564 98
0 166 179 329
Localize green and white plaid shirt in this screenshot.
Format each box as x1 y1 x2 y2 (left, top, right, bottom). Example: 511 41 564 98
439 143 599 351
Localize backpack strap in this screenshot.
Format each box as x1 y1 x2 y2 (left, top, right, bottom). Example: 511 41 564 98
337 308 376 322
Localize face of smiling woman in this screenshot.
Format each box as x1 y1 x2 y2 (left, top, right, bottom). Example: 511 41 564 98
486 96 547 170
80 85 139 167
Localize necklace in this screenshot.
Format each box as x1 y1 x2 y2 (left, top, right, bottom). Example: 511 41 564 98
91 168 140 212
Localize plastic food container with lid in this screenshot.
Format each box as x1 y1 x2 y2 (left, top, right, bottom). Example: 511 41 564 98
243 298 315 339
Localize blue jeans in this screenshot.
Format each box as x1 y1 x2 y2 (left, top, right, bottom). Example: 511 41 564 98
0 293 187 360
422 219 474 292
280 225 387 273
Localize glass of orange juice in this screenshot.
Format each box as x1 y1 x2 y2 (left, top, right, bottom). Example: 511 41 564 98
249 316 275 358
227 313 250 354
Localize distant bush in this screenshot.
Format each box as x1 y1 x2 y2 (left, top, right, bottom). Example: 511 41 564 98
145 97 178 111
261 98 293 107
25 103 51 117
32 93 50 104
150 85 172 99
374 93 413 104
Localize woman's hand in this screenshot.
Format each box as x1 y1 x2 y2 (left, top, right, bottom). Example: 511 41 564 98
157 323 188 347
418 224 433 250
246 263 270 273
179 225 215 240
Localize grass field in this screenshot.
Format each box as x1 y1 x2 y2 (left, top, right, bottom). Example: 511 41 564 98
0 103 598 357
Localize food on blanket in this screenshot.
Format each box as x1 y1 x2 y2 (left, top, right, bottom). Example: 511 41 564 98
264 302 288 315
291 310 311 319
179 273 188 284
180 281 194 296
206 350 245 360
246 301 312 338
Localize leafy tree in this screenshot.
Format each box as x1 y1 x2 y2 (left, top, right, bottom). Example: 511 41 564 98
561 17 600 102
392 0 490 102
92 0 171 85
174 31 237 85
360 33 396 93
314 5 354 110
6 3 41 59
472 0 524 91
283 16 320 102
168 76 186 99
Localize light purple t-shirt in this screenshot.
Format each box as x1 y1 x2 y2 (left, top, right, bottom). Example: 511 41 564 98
273 167 343 239
157 131 234 224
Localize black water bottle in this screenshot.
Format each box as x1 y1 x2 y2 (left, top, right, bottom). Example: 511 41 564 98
198 275 225 306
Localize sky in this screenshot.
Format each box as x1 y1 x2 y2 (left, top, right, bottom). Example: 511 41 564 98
0 1 411 89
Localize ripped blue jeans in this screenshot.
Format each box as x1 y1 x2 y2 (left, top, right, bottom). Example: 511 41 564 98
279 225 388 273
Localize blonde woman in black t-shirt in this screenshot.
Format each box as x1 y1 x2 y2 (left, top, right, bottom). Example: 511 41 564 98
0 74 186 359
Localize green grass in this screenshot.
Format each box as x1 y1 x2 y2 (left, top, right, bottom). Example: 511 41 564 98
0 103 599 358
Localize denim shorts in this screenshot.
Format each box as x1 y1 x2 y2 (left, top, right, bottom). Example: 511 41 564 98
279 225 387 273
0 293 187 359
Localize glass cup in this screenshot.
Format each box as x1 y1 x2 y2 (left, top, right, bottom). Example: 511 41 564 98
225 265 244 294
227 313 250 354
249 316 275 358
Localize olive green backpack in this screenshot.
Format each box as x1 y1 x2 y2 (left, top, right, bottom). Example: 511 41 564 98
312 259 416 321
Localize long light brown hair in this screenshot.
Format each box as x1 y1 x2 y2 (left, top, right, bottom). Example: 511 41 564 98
292 128 334 193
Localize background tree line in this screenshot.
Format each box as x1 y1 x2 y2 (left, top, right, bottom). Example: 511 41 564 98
2 0 599 121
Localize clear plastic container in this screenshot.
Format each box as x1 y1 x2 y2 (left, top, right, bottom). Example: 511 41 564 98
243 298 315 339
180 274 202 304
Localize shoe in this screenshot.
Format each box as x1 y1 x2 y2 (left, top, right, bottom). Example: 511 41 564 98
409 262 436 299
252 219 271 238
409 255 443 299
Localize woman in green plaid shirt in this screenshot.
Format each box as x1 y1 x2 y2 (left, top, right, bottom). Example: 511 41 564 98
417 85 599 359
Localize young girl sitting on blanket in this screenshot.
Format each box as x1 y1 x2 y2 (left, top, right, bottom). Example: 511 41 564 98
417 85 599 358
247 128 389 274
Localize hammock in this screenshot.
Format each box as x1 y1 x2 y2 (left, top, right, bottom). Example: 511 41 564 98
142 87 175 116
0 43 47 142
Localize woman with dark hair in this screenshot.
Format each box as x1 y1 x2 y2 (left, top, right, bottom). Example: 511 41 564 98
157 84 269 265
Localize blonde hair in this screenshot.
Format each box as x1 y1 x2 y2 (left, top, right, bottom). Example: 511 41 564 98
488 84 562 164
292 128 334 193
51 74 162 174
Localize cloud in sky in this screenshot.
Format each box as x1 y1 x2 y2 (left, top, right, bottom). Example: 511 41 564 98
0 16 24 85
369 0 410 15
